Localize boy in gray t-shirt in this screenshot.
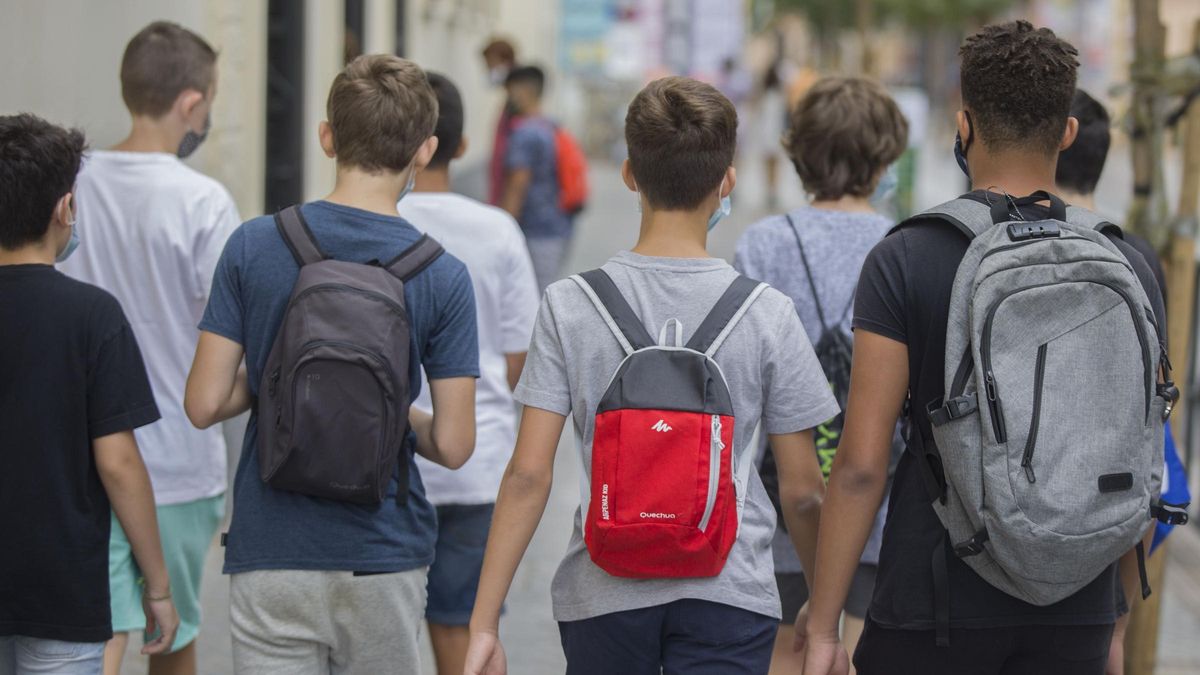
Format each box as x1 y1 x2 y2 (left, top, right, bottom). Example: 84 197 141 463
465 77 837 674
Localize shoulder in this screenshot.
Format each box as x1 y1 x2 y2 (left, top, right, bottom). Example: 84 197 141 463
66 277 130 340
738 213 793 251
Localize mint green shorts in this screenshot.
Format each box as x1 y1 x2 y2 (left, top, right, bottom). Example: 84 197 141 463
109 494 224 652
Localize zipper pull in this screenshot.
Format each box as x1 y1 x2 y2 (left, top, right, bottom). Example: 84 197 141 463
1022 461 1036 484
268 368 280 397
985 372 998 401
712 415 726 450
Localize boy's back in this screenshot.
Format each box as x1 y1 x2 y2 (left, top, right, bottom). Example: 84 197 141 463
519 251 837 621
201 200 477 572
399 192 538 503
0 266 158 640
61 150 239 504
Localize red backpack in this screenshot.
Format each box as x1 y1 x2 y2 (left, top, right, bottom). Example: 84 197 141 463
572 270 766 578
554 126 588 215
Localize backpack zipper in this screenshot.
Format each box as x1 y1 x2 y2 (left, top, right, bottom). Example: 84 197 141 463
698 414 724 532
290 283 406 317
1021 344 1048 483
978 234 1089 262
983 371 1007 443
982 279 1153 428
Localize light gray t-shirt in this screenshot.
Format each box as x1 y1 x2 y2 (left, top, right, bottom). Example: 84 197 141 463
514 251 839 622
735 206 893 573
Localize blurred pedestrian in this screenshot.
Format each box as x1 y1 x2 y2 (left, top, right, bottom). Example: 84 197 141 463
397 71 540 675
501 65 576 291
483 38 518 205
185 55 478 674
465 75 836 675
0 113 179 675
736 76 908 675
754 62 789 210
58 22 238 675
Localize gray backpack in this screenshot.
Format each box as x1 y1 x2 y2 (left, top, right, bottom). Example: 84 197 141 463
904 192 1186 644
256 205 443 505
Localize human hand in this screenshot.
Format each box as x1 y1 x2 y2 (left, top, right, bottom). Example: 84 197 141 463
464 629 507 675
141 591 179 655
801 631 849 675
793 602 811 653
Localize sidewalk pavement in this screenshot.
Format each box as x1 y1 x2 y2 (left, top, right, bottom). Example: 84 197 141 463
120 160 1200 674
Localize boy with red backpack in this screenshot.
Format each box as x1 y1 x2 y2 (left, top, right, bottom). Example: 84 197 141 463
500 65 587 291
465 76 836 674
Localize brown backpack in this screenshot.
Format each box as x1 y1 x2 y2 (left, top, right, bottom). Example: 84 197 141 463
257 205 443 505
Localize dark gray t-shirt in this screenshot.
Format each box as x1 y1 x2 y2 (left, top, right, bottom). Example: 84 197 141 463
515 251 839 621
736 207 894 572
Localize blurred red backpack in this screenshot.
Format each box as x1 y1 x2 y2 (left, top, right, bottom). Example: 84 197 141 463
554 126 588 215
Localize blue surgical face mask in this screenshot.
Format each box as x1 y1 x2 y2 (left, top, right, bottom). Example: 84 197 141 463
396 166 417 204
708 178 731 232
870 164 899 207
56 205 79 263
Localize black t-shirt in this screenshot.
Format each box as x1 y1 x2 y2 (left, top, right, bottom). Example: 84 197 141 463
853 192 1166 630
0 264 159 642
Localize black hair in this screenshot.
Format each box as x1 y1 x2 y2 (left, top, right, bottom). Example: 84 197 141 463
425 71 465 170
505 65 545 97
1056 89 1110 195
0 114 86 249
960 21 1079 157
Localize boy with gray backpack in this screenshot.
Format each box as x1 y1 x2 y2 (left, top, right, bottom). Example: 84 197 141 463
185 55 479 673
800 22 1183 675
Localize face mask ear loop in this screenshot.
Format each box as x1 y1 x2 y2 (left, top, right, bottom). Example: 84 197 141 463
961 111 973 156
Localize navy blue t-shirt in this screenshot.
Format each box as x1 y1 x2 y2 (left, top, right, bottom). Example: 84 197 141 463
200 200 479 574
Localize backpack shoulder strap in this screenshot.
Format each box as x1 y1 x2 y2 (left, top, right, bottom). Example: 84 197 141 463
572 269 655 355
888 197 994 241
385 234 444 282
274 205 327 267
1065 205 1122 239
685 276 769 357
786 214 829 333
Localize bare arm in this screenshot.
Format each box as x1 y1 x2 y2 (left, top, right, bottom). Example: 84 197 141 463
505 352 528 392
410 376 476 469
803 331 908 663
94 431 179 655
185 331 250 429
771 430 826 583
465 407 565 673
501 168 532 218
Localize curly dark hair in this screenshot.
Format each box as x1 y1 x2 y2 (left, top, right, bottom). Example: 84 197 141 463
0 114 86 249
960 20 1079 157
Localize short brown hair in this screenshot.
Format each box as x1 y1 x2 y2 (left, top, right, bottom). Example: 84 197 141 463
481 39 516 65
120 21 217 117
625 77 737 210
326 55 438 173
783 77 908 201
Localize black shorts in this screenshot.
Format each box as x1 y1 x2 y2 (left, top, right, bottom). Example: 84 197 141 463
853 618 1114 675
776 564 876 624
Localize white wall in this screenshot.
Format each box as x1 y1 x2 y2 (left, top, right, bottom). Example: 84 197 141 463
0 0 268 219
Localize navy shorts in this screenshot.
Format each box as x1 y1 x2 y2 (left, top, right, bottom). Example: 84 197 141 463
558 599 776 675
425 503 494 626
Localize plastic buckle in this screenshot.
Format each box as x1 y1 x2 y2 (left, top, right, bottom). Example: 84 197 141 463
1159 382 1180 420
1007 220 1061 242
1153 502 1190 526
928 394 978 427
953 532 988 558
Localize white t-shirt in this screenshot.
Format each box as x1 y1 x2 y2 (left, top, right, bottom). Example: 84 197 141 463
398 192 539 505
61 151 240 505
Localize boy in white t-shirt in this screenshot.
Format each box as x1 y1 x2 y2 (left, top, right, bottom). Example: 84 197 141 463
59 22 239 675
397 72 539 675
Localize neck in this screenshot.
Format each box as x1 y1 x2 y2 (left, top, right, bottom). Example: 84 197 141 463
324 165 412 217
630 206 711 259
969 150 1059 198
809 194 875 213
112 116 182 154
517 103 542 118
1057 189 1095 210
413 167 451 193
0 240 57 266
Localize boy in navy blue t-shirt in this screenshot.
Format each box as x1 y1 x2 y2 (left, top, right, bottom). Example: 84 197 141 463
185 55 479 672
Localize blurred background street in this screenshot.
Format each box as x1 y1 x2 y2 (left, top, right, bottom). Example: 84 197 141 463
4 0 1200 673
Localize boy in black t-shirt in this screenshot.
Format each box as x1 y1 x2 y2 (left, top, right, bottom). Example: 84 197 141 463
799 23 1163 675
0 114 178 674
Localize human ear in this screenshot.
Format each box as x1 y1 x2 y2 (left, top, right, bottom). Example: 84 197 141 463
319 121 336 158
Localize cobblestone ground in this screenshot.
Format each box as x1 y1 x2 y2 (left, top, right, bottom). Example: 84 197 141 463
121 159 1200 674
